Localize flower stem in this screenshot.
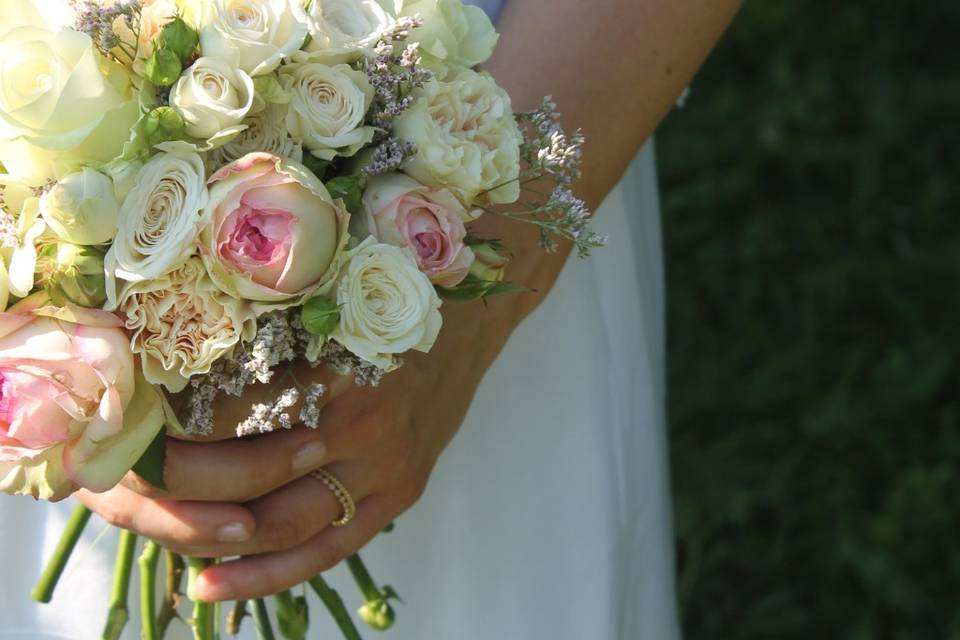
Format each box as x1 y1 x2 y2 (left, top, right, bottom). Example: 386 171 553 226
308 576 363 640
274 590 308 640
345 555 380 602
101 530 137 640
187 557 215 640
251 599 276 640
227 600 247 635
31 503 92 603
139 541 161 640
157 550 185 637
346 554 397 630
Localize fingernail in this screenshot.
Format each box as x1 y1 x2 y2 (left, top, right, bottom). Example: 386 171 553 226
293 441 326 474
216 522 251 543
190 575 230 602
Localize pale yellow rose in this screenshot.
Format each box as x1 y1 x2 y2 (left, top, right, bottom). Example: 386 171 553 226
39 168 120 246
330 239 442 371
0 26 138 185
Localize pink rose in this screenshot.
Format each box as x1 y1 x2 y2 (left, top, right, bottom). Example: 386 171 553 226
0 296 166 501
363 173 475 288
200 152 350 307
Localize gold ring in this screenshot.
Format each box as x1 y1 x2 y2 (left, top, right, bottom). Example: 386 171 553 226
309 468 356 527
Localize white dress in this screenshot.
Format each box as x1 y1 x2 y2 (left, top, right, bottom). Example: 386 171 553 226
0 3 680 638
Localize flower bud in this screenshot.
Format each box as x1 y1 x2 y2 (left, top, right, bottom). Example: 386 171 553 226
468 242 509 282
157 17 199 62
301 296 341 337
145 48 182 87
37 243 108 308
39 168 120 245
358 599 396 631
144 107 186 147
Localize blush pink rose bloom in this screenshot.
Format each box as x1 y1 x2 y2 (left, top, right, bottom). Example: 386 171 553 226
363 173 476 288
200 152 350 308
0 296 166 501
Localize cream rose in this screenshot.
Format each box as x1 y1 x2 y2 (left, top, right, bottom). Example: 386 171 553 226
363 173 474 287
0 298 166 501
3 194 46 300
201 152 350 307
200 0 308 76
399 0 498 72
105 149 208 290
208 101 303 168
171 57 256 144
118 257 256 393
304 0 397 63
394 68 522 206
39 168 120 246
330 239 442 371
0 25 138 185
281 61 376 160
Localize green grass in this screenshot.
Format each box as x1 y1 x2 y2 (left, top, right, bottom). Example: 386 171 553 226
657 2 960 638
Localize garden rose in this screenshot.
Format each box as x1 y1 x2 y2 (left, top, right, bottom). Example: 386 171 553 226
105 149 208 289
200 0 308 77
200 152 350 307
363 173 475 287
39 168 120 246
400 0 498 72
281 60 376 160
394 68 522 206
330 239 442 370
0 298 166 501
118 257 256 392
0 23 138 184
304 0 397 63
208 101 303 168
170 57 256 144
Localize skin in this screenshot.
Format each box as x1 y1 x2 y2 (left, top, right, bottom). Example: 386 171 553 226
78 0 744 602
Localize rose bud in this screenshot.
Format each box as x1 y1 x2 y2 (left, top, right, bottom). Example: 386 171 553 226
36 243 108 309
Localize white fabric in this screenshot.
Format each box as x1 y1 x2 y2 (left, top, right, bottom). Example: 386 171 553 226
0 141 678 639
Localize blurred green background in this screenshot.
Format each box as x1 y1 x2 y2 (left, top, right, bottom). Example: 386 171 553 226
657 2 960 638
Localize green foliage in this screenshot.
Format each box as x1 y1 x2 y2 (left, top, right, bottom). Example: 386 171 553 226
326 175 364 214
156 17 198 62
436 274 529 303
301 296 341 337
131 429 166 490
659 2 960 638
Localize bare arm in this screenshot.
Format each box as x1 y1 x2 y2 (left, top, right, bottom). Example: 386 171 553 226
479 0 744 322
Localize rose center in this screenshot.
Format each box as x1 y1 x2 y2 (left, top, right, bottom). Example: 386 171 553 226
225 205 294 267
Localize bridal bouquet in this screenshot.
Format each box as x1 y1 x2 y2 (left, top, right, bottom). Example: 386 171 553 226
0 0 603 637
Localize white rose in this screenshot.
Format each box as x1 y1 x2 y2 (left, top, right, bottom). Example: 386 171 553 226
39 168 120 245
0 25 138 184
105 149 208 292
171 57 256 144
208 101 303 168
118 257 256 392
330 239 442 371
200 0 308 77
399 0 498 72
394 68 522 206
304 0 397 64
281 61 376 160
0 0 73 36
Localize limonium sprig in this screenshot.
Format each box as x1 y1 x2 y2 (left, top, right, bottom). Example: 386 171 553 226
72 0 142 59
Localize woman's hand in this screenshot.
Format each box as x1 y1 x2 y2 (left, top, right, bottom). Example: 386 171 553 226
78 291 521 601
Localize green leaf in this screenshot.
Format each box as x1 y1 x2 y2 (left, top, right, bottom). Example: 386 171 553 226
254 74 292 104
301 296 341 337
302 155 331 181
326 175 363 214
131 428 166 490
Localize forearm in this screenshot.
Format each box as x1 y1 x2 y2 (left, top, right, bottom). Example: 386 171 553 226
471 0 743 328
